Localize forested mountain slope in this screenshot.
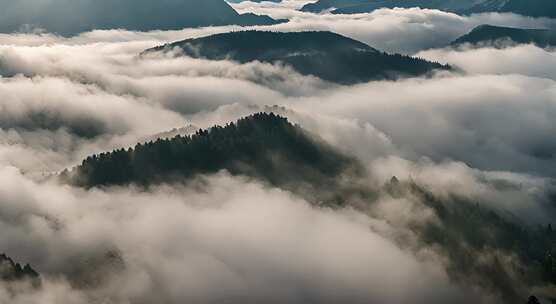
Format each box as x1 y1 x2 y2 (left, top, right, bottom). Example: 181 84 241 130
147 31 449 84
451 25 556 48
63 113 358 203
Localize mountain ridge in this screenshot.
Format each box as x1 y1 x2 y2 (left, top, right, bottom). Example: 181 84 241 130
145 30 450 84
451 24 556 48
301 0 556 18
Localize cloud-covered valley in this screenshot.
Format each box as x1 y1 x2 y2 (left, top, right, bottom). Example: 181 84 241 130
1 2 556 303
0 168 485 304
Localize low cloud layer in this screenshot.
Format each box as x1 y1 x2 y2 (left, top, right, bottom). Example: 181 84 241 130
0 169 482 304
231 1 556 53
0 3 555 303
419 44 556 80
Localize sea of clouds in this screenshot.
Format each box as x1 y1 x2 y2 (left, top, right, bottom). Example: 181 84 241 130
0 1 555 303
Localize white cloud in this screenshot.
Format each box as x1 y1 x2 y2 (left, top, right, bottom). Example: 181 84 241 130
0 6 555 302
419 44 556 80
0 169 479 304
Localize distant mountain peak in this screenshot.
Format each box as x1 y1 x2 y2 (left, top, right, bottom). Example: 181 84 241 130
301 0 556 18
0 0 285 36
451 24 556 48
151 30 380 55
146 30 450 84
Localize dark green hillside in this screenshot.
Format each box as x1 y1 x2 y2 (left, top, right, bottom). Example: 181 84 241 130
386 178 556 303
451 25 556 48
64 113 356 201
147 31 449 84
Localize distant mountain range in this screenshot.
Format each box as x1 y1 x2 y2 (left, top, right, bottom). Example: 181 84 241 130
145 31 449 84
302 0 480 13
301 0 556 18
451 24 556 48
333 0 483 14
0 0 284 36
464 0 556 18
